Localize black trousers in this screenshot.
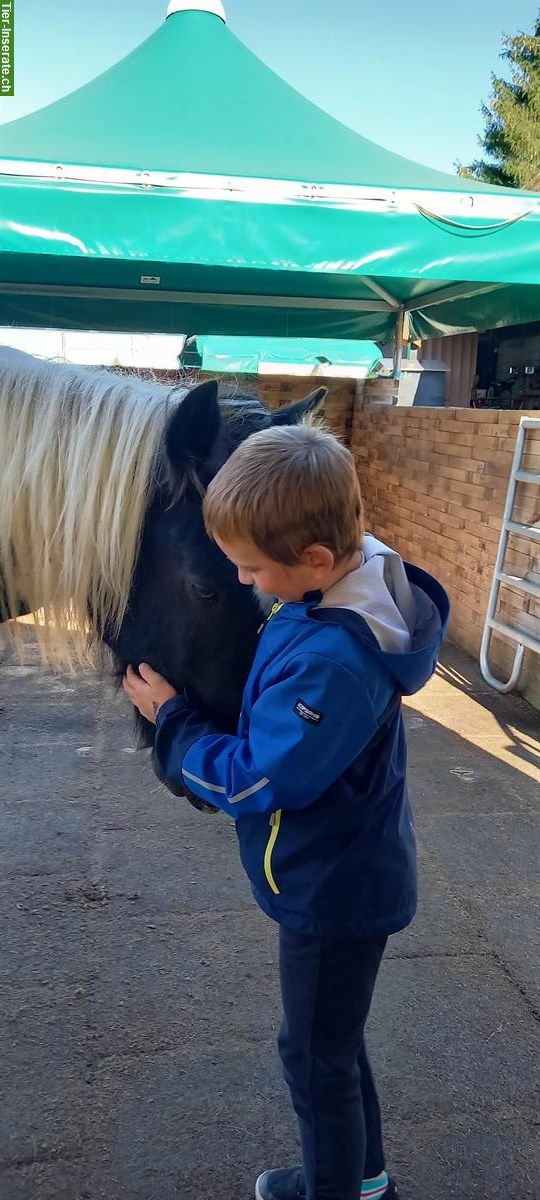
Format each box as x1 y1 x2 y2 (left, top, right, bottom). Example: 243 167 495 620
278 927 387 1200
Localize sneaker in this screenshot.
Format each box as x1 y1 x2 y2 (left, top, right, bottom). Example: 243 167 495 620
255 1167 399 1200
365 1181 399 1199
255 1168 305 1200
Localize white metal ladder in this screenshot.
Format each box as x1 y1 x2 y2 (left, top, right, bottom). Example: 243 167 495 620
480 416 540 693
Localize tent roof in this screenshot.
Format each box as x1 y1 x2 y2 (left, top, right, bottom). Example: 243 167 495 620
1 1 539 340
1 4 524 195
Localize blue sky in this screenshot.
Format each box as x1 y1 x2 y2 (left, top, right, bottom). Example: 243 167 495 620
2 0 538 174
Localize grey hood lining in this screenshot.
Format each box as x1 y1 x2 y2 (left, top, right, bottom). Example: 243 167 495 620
318 535 416 654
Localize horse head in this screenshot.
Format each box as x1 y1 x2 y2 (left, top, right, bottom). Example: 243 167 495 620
106 380 326 760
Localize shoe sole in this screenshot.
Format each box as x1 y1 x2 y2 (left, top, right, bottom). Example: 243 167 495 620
255 1175 397 1199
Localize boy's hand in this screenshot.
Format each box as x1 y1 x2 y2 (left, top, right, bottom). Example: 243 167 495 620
123 663 178 724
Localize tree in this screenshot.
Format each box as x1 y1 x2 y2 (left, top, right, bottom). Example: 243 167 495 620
458 12 540 189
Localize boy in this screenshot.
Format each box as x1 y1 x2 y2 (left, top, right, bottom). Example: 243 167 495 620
124 421 449 1200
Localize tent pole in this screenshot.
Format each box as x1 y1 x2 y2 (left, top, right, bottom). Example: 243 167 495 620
393 306 405 377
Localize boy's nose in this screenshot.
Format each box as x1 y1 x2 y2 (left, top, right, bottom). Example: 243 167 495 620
238 568 254 586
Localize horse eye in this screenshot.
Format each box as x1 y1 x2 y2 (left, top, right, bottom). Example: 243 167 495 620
192 582 219 604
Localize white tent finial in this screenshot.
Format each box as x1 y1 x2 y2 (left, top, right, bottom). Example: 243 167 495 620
166 0 226 20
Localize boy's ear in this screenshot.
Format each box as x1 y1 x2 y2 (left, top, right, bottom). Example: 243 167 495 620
301 544 336 573
270 387 327 426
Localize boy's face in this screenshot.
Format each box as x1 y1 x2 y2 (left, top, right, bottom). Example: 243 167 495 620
215 535 333 603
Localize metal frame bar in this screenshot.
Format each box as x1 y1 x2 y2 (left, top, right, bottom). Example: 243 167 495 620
358 276 400 309
480 417 540 692
405 281 505 314
393 307 405 378
0 281 390 313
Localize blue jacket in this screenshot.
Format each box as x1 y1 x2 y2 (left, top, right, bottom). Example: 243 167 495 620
154 536 450 938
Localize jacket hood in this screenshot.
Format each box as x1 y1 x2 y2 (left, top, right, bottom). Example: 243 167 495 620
316 534 449 695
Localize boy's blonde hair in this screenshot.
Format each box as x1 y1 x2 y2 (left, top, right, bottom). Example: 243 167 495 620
203 421 364 565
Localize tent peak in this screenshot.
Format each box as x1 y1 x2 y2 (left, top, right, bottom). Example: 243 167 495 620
166 0 226 21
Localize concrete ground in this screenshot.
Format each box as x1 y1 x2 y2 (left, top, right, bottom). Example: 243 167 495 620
0 633 538 1200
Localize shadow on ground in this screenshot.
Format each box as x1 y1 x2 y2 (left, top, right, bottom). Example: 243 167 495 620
0 635 538 1200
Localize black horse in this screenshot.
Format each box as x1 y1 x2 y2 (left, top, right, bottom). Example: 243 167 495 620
0 349 323 785
109 380 325 749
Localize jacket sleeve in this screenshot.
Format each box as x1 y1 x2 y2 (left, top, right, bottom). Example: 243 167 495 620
154 651 380 819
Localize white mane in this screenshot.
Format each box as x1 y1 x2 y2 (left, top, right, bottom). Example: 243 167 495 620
0 347 187 666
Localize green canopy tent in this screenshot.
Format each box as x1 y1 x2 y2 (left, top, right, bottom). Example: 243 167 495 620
1 0 539 365
180 336 383 376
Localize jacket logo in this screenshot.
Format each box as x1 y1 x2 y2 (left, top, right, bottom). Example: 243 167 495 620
294 698 323 725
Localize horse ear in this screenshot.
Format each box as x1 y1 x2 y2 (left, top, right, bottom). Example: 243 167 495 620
270 387 327 426
165 380 221 475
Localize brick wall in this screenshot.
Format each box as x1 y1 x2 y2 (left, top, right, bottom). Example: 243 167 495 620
250 374 357 439
351 407 540 709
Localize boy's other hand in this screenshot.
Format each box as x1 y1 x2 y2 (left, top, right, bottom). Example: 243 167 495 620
123 663 178 724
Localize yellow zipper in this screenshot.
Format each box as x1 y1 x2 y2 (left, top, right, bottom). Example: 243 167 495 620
264 809 282 895
267 601 284 622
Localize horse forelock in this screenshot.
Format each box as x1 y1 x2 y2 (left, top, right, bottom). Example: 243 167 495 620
219 390 270 429
0 349 188 667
